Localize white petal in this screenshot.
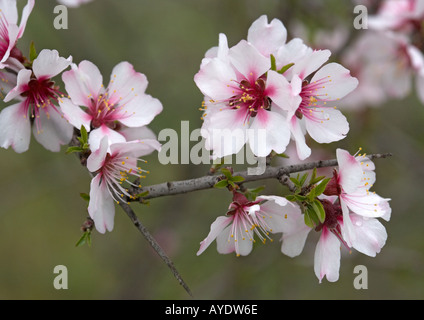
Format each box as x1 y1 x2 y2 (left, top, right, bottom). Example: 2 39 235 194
117 94 163 128
17 0 35 38
305 107 349 144
337 148 363 194
247 15 287 57
32 49 72 79
33 107 73 152
62 60 104 107
110 139 161 158
86 135 108 172
88 174 115 234
311 62 359 101
247 109 290 157
314 227 341 283
292 49 331 80
0 102 31 153
88 125 126 152
59 98 92 131
197 216 233 256
289 116 311 161
119 126 156 141
229 40 270 82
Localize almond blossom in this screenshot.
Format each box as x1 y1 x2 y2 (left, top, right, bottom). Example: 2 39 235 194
278 50 358 160
323 148 391 246
0 0 34 69
86 136 161 234
194 35 291 159
280 195 388 283
57 0 94 8
368 0 424 33
197 192 291 257
0 49 73 153
59 60 163 152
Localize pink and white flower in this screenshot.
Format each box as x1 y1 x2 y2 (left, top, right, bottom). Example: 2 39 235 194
194 36 291 159
86 136 161 234
280 196 388 283
0 0 34 69
278 50 358 160
197 192 291 256
0 49 73 153
368 0 424 33
59 60 163 151
323 148 391 246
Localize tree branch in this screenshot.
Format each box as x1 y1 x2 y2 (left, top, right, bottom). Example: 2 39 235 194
133 153 392 201
118 202 193 297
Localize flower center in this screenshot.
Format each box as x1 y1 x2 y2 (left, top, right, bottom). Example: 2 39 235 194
88 93 120 129
296 78 332 122
228 76 271 122
21 77 62 133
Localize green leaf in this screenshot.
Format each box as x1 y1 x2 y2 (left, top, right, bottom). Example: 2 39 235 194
75 231 92 247
80 193 90 202
29 41 38 62
312 200 326 223
270 54 277 71
66 146 83 154
299 173 309 187
304 205 320 228
290 177 302 187
220 168 233 179
304 210 315 228
80 125 88 144
313 178 331 197
214 179 229 189
278 62 294 74
230 175 245 183
134 190 149 199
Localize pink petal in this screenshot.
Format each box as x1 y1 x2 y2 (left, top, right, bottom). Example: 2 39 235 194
289 116 311 161
337 148 363 194
59 98 92 131
266 70 301 112
32 49 72 80
0 102 31 153
88 174 115 234
88 125 126 152
86 135 109 172
229 40 270 82
119 126 156 141
4 68 31 102
62 60 104 107
17 0 35 38
247 15 287 57
292 49 331 80
32 107 73 152
314 227 341 283
107 62 148 106
118 94 163 128
305 107 349 144
311 63 359 101
110 139 161 158
247 109 290 157
197 216 233 256
194 58 237 100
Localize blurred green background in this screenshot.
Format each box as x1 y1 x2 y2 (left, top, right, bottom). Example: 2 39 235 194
0 0 423 299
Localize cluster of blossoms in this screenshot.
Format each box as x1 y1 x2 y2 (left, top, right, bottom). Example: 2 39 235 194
344 0 424 108
194 15 358 161
195 16 391 282
0 1 393 285
0 0 162 234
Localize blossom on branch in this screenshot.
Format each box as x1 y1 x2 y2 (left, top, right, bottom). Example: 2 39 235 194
0 49 73 153
60 60 163 151
197 192 293 256
86 136 161 234
0 0 34 69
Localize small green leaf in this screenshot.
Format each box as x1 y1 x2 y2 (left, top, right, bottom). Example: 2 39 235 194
230 175 245 182
312 200 326 223
134 190 149 199
80 125 88 144
80 193 90 202
304 210 315 228
66 146 83 154
75 231 92 247
278 62 294 74
214 179 229 189
29 41 38 62
285 195 297 202
313 178 331 197
299 173 309 187
270 54 277 71
221 168 233 179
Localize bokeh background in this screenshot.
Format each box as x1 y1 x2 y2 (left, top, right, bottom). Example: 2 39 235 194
0 0 423 299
